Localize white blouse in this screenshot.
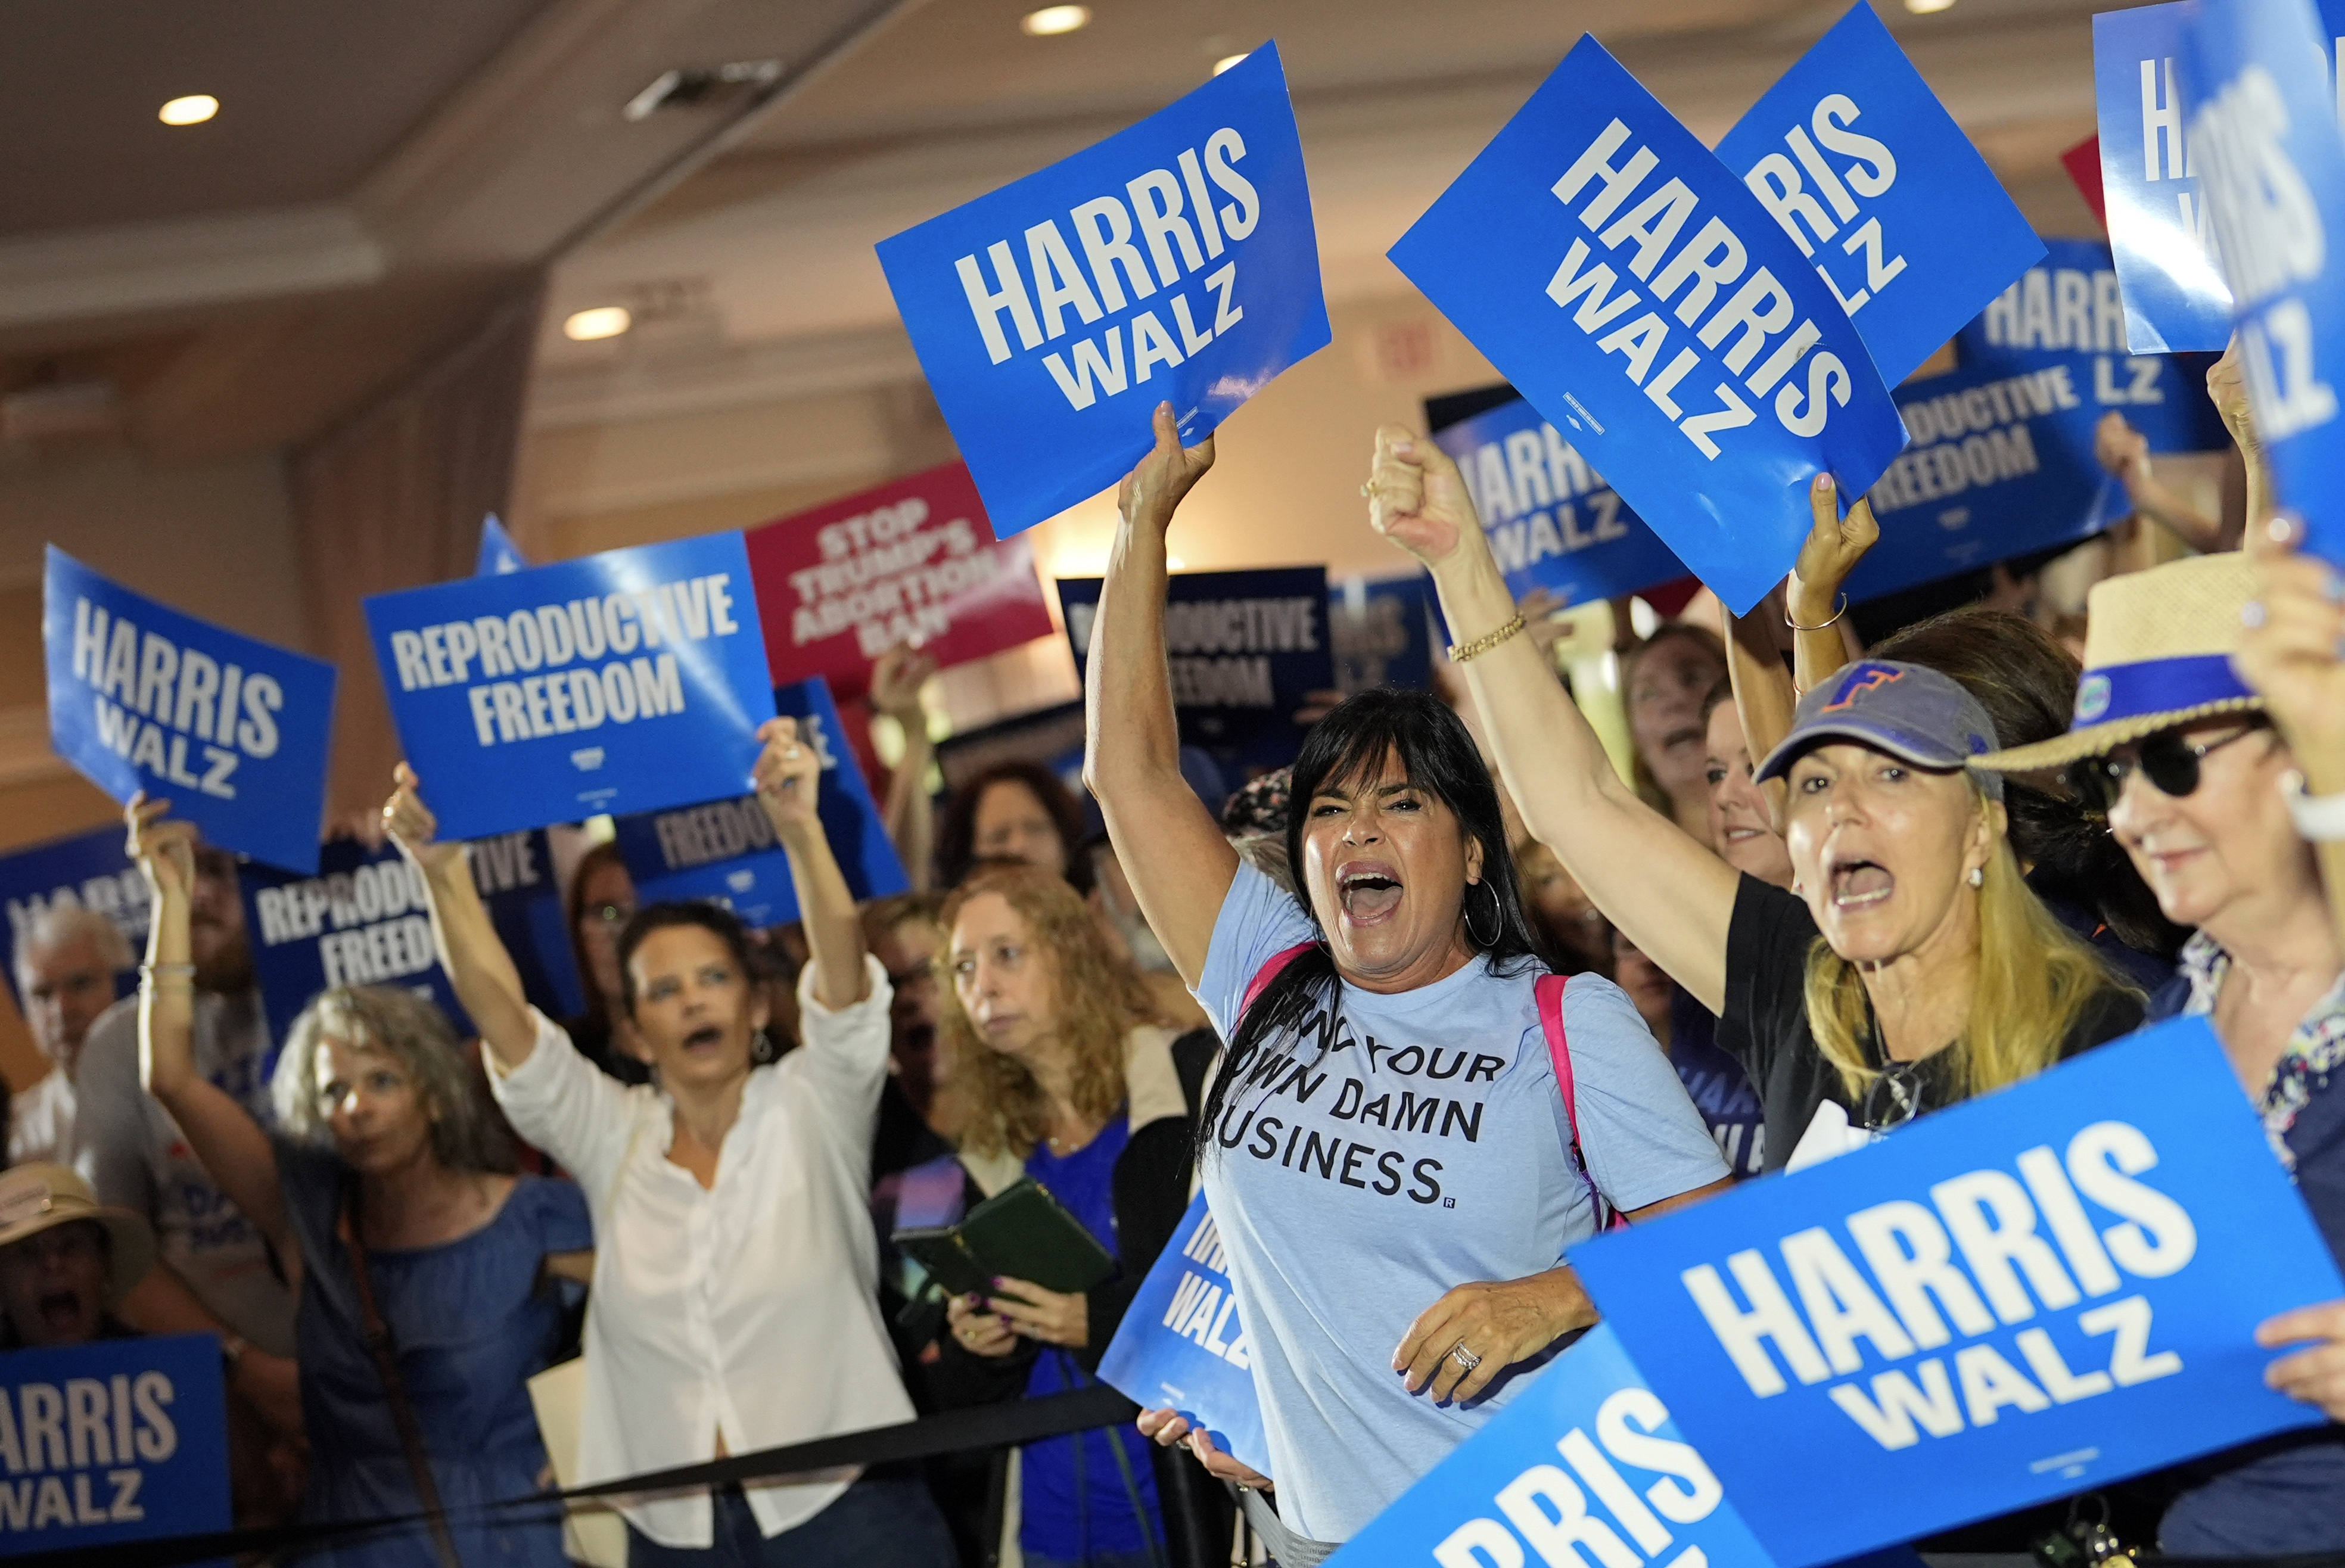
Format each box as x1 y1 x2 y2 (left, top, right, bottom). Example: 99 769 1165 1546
487 956 912 1549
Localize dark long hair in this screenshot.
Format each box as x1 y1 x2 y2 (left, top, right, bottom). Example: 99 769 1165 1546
1197 688 1552 1161
1869 608 2185 960
935 760 1093 893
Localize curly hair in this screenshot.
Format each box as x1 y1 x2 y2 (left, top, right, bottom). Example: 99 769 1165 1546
269 987 514 1174
937 861 1153 1159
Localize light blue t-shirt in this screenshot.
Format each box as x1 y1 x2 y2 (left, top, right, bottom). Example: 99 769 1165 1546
1195 864 1727 1542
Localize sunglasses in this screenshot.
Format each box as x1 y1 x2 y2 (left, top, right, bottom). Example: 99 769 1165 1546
2064 721 2269 814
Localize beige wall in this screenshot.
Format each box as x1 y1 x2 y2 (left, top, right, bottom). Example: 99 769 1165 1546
511 290 1498 730
0 443 306 1089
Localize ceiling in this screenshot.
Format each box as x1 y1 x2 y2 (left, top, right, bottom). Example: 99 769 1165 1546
4 0 2131 466
532 0 2117 434
0 0 916 459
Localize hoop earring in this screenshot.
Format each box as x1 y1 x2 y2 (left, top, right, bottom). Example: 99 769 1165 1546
1463 880 1501 948
751 1027 776 1065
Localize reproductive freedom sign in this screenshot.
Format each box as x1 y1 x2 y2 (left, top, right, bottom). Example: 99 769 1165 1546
365 532 777 839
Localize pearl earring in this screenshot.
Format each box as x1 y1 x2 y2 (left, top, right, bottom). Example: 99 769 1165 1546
1968 866 1983 888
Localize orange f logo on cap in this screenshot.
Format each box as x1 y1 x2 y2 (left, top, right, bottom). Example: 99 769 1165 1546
1823 662 1904 712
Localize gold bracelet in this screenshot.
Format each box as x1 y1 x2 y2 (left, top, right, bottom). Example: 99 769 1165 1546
1447 614 1526 664
1784 594 1847 633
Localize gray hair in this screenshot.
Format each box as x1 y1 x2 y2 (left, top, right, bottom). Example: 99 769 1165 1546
268 987 512 1174
16 907 135 987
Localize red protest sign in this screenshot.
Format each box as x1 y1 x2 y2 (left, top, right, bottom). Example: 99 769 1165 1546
746 462 1056 697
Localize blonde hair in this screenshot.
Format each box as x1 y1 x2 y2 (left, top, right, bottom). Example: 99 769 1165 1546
1802 785 2132 1103
938 862 1154 1159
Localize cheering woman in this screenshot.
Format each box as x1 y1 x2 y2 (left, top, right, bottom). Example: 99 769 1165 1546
1364 433 2144 1175
384 719 953 1566
1088 405 1731 1560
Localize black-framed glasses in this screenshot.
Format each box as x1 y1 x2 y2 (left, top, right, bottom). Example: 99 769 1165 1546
2064 720 2269 814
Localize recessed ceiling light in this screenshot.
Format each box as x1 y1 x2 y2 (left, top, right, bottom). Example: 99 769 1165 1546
1904 0 1955 12
1021 5 1091 37
563 306 632 342
1213 52 1249 75
158 95 218 126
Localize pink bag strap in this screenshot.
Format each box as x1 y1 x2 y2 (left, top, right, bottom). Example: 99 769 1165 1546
1241 942 1317 1019
1536 973 1624 1231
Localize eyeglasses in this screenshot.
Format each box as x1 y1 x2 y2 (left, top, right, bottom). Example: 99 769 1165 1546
2064 721 2269 814
1857 1062 1930 1133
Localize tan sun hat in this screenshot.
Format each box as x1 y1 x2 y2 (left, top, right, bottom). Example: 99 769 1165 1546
1974 552 2262 773
0 1163 157 1302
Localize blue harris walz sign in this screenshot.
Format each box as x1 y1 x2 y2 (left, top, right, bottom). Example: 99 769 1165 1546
1388 37 1907 616
1328 1324 1774 1568
1570 1017 2345 1568
1714 1 2044 388
611 677 909 930
364 531 778 840
1058 566 1333 774
0 826 149 1014
2094 0 2345 356
1432 398 1688 607
2184 0 2345 570
0 1334 228 1558
877 44 1330 538
44 549 336 876
1097 1194 1272 1480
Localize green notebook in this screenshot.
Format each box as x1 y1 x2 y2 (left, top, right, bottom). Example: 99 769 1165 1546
893 1176 1117 1298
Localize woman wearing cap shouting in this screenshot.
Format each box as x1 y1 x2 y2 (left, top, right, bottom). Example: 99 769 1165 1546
1366 432 2145 1172
1977 547 2345 1556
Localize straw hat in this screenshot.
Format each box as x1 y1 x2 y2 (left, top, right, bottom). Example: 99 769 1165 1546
1974 553 2262 773
0 1163 157 1302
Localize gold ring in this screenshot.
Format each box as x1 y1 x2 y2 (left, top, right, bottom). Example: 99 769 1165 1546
1360 480 1381 498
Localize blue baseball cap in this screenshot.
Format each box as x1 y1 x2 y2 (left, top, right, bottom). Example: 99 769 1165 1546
1755 660 2004 801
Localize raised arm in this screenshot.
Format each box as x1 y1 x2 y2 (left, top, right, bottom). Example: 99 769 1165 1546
754 716 867 1009
127 797 291 1258
1724 589 1797 809
383 766 536 1071
2095 412 2229 555
1082 402 1239 988
1366 427 1738 1012
2236 514 2345 949
872 646 939 892
1787 475 1877 695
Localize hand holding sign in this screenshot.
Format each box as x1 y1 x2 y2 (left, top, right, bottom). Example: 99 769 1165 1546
2259 1298 2345 1420
382 763 465 879
750 716 823 834
1787 474 1879 632
867 645 938 727
1118 401 1217 539
123 792 197 912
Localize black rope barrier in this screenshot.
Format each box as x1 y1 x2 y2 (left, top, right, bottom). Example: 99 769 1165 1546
4 1383 1139 1568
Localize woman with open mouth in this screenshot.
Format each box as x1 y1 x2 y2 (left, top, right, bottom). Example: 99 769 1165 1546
1088 405 1734 1563
1361 429 2144 1184
383 717 955 1567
